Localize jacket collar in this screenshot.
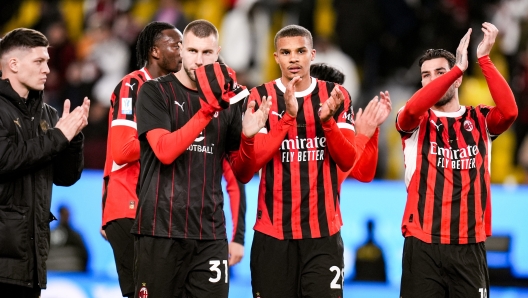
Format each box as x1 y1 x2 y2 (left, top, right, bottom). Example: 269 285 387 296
0 78 44 116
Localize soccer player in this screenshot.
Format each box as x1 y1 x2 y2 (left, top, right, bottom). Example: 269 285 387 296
0 28 89 297
395 23 517 297
247 25 391 297
132 19 270 297
101 21 182 298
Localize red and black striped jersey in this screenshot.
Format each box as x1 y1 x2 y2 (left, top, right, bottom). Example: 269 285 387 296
223 159 246 245
397 106 495 244
102 68 152 227
251 77 355 240
395 56 518 245
133 74 243 240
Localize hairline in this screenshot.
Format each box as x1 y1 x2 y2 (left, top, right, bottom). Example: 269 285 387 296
0 46 49 60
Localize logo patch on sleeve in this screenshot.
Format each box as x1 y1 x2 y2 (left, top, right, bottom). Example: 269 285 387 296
121 97 133 115
139 283 148 298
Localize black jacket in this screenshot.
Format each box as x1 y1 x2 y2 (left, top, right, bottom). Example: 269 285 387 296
0 78 84 289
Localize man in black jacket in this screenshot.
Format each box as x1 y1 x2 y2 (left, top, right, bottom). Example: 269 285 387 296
0 28 90 297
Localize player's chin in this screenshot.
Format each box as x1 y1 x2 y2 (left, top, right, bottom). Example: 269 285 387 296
32 83 46 91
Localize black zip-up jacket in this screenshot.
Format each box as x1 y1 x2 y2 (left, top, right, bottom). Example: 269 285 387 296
0 78 84 289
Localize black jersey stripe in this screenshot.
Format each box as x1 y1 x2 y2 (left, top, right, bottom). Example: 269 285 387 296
448 117 462 243
458 109 478 242
431 116 445 243
417 112 432 230
298 92 312 239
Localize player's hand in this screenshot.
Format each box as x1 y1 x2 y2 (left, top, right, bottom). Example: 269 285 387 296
100 228 107 241
354 97 380 138
284 76 300 118
228 242 244 266
455 28 471 72
55 98 89 141
376 91 392 126
77 97 90 135
196 63 236 112
319 85 344 122
242 96 272 138
477 22 498 58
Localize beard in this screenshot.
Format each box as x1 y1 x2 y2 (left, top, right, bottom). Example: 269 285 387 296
184 65 196 82
435 84 456 107
161 56 180 73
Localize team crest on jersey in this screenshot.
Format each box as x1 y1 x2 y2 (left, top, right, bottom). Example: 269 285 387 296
40 120 50 132
121 97 133 115
139 283 148 298
463 120 474 132
13 118 21 128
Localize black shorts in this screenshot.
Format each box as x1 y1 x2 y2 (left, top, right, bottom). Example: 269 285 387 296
134 235 229 298
105 218 135 297
0 282 40 298
250 231 344 298
400 236 490 298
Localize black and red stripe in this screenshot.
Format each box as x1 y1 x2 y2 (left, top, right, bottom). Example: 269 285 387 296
133 73 243 240
398 106 494 244
252 78 353 240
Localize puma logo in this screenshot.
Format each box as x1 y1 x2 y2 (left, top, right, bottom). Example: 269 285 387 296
194 131 205 142
272 110 285 119
430 120 442 131
125 82 136 91
174 101 185 111
14 118 21 128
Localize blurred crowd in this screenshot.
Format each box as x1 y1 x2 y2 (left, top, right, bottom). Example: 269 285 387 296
2 0 528 183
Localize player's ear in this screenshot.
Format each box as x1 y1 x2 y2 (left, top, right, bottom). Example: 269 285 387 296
455 76 463 88
273 52 279 64
311 49 316 61
151 46 160 59
8 57 19 73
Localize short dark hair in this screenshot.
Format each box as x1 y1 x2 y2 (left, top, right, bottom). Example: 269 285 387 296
310 63 345 84
418 49 456 69
0 28 49 58
274 25 313 49
183 19 218 39
136 21 177 68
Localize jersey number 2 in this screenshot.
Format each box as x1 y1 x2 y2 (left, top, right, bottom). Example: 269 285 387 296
209 260 228 283
329 266 344 289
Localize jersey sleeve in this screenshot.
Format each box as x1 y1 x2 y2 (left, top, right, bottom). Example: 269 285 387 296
477 55 518 136
225 100 243 153
322 85 357 172
396 66 463 133
136 81 173 138
144 110 214 165
248 87 297 171
138 81 216 165
349 128 378 182
110 76 141 165
223 159 246 245
334 85 355 129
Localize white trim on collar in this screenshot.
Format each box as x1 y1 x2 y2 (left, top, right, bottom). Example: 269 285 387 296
431 106 466 117
274 77 317 97
140 68 152 81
